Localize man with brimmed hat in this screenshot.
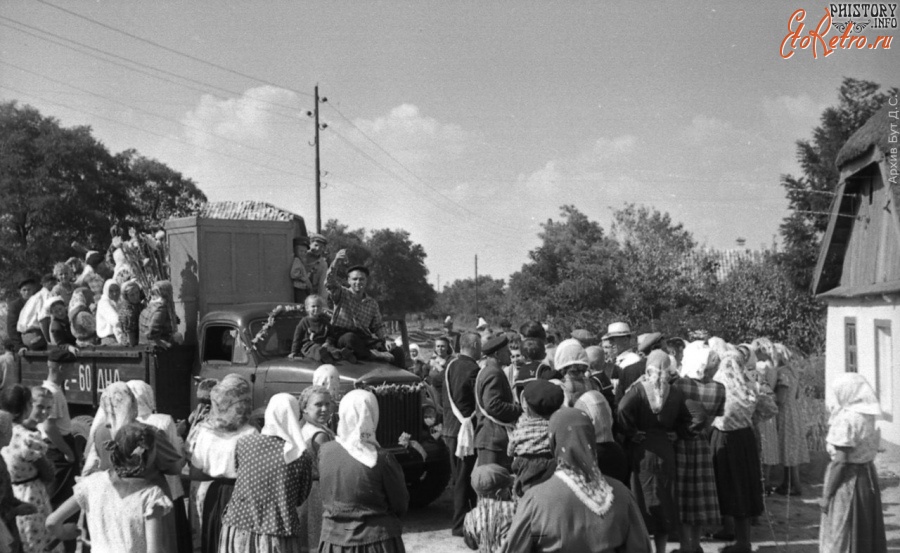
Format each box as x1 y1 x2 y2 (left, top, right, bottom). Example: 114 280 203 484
474 334 521 468
290 235 313 303
603 322 641 369
42 348 79 508
325 249 396 364
306 233 329 297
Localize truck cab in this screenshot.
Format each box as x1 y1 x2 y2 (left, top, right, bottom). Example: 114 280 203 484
195 303 450 507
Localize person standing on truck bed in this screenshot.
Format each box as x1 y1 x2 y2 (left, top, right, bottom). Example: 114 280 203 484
40 350 79 511
290 237 313 303
325 250 395 364
306 233 329 298
5 277 38 352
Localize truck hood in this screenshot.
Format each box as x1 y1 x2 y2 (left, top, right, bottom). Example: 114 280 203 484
259 358 421 386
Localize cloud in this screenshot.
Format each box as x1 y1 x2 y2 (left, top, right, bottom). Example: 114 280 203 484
761 93 828 127
679 114 734 145
183 86 303 146
517 160 561 195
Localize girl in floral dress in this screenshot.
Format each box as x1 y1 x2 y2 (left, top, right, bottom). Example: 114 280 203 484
0 385 61 553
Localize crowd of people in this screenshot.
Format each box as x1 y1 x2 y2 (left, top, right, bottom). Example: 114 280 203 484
5 246 180 357
408 318 887 553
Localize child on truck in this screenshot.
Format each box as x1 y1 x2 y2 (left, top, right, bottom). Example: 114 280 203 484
290 295 356 364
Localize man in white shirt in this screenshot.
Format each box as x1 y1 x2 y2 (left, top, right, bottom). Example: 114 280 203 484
41 349 78 508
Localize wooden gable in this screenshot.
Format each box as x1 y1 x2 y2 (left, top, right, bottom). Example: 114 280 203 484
814 106 900 299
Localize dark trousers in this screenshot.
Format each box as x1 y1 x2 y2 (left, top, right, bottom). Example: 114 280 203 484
443 436 476 534
46 433 80 509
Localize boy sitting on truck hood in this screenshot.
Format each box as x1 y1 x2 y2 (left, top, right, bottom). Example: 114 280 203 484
290 295 356 364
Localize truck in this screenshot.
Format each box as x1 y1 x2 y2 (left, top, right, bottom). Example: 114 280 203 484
12 201 450 507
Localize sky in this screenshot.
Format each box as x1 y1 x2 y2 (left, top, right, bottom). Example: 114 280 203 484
1 1 897 288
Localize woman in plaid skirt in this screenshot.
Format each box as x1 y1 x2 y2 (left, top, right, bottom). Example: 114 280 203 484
673 342 726 553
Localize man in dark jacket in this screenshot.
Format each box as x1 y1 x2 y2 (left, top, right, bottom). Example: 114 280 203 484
475 334 521 468
441 331 481 537
5 277 38 351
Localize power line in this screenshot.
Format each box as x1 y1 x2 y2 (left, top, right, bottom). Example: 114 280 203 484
0 19 308 119
0 85 315 183
1 60 316 172
34 0 314 98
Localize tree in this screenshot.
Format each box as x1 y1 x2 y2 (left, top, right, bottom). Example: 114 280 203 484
779 78 898 289
507 205 621 334
0 101 135 288
321 218 369 268
122 151 206 229
367 228 435 315
434 275 507 323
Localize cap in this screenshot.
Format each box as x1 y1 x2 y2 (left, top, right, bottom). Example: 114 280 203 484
482 334 509 356
571 329 595 344
47 349 76 364
347 265 370 276
476 317 488 330
309 233 328 246
17 276 38 289
293 237 310 247
602 322 632 340
470 463 513 497
522 380 565 418
519 321 546 341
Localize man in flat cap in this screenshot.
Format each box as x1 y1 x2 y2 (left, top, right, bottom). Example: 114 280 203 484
474 334 521 468
306 233 329 298
442 331 481 537
290 236 313 303
325 249 393 363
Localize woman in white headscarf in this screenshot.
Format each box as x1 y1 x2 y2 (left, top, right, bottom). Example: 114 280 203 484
819 373 886 553
317 390 408 553
95 280 121 345
218 393 313 553
574 390 629 487
126 380 191 553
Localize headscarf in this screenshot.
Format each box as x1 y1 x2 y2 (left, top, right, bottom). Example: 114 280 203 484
827 373 881 423
640 350 671 414
126 380 156 418
336 389 380 468
150 280 178 336
207 374 252 432
313 364 341 400
68 287 93 320
262 393 307 464
574 391 614 443
96 280 120 338
107 422 157 478
681 341 712 380
553 339 590 372
98 382 138 437
713 352 756 405
549 407 614 517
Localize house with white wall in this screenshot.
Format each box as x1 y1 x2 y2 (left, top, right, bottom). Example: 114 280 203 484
813 105 900 448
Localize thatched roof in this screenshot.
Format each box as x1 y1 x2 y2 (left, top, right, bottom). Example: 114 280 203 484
836 104 894 168
197 201 301 222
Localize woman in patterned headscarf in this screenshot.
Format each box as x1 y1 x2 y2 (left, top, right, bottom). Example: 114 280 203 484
503 407 651 552
140 280 179 347
116 280 143 346
187 375 257 553
617 350 691 553
574 391 629 487
317 390 408 553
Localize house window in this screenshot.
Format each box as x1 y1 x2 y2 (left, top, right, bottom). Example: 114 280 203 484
875 320 893 421
845 318 857 373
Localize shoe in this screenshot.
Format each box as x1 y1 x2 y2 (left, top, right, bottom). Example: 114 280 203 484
451 528 464 537
704 530 735 541
341 347 357 364
720 545 752 553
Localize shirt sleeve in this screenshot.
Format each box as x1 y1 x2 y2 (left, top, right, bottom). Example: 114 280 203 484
142 486 174 519
826 412 860 448
152 428 186 476
72 478 89 511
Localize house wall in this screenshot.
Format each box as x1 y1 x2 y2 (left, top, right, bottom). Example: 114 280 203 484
825 296 900 447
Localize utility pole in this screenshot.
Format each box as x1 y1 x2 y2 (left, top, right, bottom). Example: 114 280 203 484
313 85 322 233
474 255 479 319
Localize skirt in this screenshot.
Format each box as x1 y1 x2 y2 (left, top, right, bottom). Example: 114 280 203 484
675 436 719 526
628 434 679 535
219 523 303 553
202 479 236 553
298 480 324 552
819 462 887 553
318 536 405 553
596 441 630 489
711 427 763 518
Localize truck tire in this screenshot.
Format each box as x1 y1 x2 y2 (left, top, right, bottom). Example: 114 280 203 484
408 453 451 508
71 415 94 460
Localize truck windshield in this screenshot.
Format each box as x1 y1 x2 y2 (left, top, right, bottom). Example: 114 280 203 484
248 316 304 358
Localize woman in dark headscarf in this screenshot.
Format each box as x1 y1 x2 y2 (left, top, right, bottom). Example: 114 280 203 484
502 407 650 552
68 287 97 347
140 280 179 347
618 350 692 553
116 280 143 346
186 375 257 553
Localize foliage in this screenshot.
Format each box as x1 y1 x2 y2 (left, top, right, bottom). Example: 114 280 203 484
322 219 435 316
779 77 897 289
432 275 508 322
0 101 205 295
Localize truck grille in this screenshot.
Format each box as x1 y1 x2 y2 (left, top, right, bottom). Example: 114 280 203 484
371 385 423 447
